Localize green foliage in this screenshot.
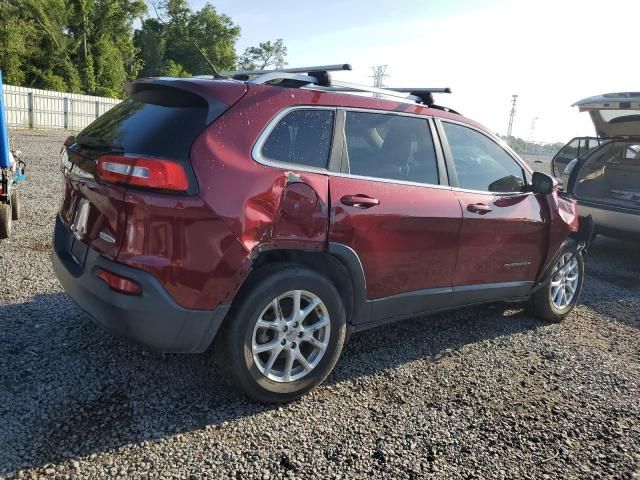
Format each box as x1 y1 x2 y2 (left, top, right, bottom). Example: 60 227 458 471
0 0 288 96
238 39 287 70
0 0 144 97
161 60 191 78
135 0 240 77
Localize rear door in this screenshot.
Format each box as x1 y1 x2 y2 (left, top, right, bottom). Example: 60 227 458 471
328 110 462 318
59 82 243 260
438 120 547 291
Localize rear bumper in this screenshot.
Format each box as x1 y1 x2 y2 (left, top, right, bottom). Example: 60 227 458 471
52 215 229 353
578 202 640 239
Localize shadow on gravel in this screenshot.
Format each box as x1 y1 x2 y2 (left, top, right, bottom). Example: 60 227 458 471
581 237 640 330
0 293 545 475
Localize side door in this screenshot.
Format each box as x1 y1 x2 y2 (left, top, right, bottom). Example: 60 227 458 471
438 120 547 297
552 138 580 177
328 110 463 323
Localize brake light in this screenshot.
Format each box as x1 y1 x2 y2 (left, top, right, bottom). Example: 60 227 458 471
97 155 189 192
96 268 142 295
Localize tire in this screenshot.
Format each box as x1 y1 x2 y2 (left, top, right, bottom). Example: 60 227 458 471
0 203 11 239
216 263 347 403
10 189 20 221
526 249 584 323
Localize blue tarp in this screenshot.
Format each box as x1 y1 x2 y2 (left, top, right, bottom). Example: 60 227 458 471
0 70 11 169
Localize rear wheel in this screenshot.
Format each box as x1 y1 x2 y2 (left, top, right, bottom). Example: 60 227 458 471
216 264 346 403
0 203 11 239
527 250 584 322
10 189 20 221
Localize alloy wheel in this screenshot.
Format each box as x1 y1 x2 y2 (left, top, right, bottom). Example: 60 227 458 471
251 290 331 382
549 253 580 310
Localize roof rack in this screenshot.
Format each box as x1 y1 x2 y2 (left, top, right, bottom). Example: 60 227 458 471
218 64 452 106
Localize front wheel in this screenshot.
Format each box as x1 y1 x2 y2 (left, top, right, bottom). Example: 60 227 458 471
527 250 584 322
216 264 347 403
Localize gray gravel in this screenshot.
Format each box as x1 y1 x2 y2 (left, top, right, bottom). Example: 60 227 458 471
1 130 639 479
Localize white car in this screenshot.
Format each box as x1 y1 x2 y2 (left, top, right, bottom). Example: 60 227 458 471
552 92 640 241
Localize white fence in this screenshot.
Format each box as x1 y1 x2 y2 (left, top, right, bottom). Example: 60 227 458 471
3 85 120 131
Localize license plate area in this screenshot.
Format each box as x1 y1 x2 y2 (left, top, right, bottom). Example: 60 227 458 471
70 237 88 267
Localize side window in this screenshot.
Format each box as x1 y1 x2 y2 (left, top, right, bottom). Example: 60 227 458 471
345 111 439 185
443 122 525 193
557 139 580 161
261 109 334 168
624 144 640 160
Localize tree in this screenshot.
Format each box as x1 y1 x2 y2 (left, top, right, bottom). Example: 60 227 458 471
238 39 287 70
135 0 240 78
0 0 146 97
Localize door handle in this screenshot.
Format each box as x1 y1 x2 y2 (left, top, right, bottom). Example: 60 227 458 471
340 195 380 209
466 203 493 215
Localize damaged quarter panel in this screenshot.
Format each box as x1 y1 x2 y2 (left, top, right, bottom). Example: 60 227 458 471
537 190 579 279
117 191 250 310
190 85 331 275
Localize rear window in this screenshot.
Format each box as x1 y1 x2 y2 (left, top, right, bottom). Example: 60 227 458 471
600 110 640 123
76 87 211 160
261 109 335 169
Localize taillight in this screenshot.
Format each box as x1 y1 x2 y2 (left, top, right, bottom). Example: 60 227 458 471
96 268 142 295
97 155 189 192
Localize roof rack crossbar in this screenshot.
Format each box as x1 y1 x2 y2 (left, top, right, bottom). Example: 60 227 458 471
319 80 422 102
222 64 352 77
216 63 454 107
387 87 452 94
247 72 319 86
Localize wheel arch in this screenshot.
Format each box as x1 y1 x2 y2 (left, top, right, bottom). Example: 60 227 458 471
231 243 367 326
531 236 585 294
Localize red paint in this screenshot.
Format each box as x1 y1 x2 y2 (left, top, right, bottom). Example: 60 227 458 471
454 191 547 285
116 190 249 310
58 80 579 312
328 176 462 298
59 170 127 260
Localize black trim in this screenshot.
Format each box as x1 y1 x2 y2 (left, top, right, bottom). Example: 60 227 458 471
434 118 459 187
327 242 367 322
428 118 450 186
362 281 534 327
329 109 346 173
52 216 228 353
530 238 585 294
327 241 537 329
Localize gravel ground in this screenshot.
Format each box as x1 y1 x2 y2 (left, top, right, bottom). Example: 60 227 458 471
1 130 639 479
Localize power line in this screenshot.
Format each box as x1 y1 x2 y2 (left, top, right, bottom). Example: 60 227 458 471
506 94 518 141
369 65 389 97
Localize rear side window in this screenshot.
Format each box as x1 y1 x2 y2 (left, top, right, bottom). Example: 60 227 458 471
261 109 335 168
345 112 439 185
77 86 211 160
443 122 525 193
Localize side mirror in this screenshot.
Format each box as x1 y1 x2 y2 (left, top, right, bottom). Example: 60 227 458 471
488 175 525 193
531 171 555 194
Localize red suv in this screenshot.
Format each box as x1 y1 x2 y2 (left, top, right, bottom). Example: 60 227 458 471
53 65 591 402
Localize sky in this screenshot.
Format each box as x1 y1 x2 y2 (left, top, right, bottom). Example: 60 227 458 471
185 0 639 143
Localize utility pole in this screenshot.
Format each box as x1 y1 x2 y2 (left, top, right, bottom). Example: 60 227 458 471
370 65 389 97
506 94 518 144
523 116 538 160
